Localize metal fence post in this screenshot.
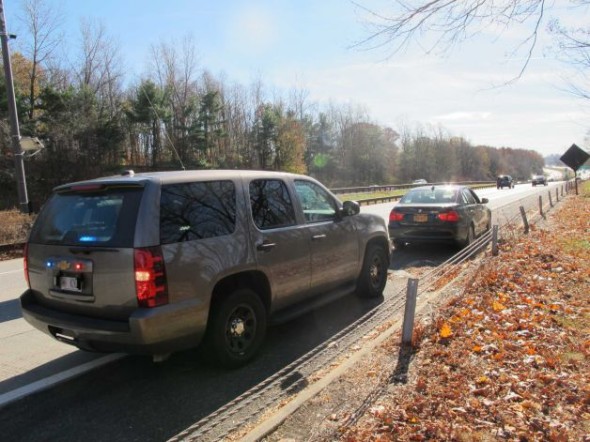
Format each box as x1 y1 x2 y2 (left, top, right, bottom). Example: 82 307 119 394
556 188 559 202
492 225 499 256
539 196 543 217
520 206 529 234
548 191 553 207
401 278 419 347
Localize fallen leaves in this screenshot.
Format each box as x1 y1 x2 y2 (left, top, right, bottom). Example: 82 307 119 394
341 193 590 441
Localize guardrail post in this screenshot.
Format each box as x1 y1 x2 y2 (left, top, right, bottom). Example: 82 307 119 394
520 206 529 234
561 185 564 197
492 225 499 256
548 191 553 208
555 188 559 202
401 278 419 347
539 196 543 217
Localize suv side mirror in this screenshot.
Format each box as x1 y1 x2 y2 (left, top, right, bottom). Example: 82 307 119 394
341 200 360 217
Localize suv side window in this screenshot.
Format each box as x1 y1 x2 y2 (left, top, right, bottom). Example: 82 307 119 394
249 179 297 230
160 180 236 244
294 180 337 223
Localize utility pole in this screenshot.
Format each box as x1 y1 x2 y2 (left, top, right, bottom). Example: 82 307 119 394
0 0 30 213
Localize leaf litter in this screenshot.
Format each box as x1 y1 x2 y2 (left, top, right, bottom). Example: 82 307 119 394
339 193 590 441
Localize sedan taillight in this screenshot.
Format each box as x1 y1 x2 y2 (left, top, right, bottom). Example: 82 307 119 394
134 247 168 308
437 210 460 222
389 210 404 222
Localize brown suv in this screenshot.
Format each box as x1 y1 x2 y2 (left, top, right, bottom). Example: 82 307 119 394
21 170 390 367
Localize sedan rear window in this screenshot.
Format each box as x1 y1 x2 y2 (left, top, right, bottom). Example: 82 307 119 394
399 188 458 204
29 187 143 247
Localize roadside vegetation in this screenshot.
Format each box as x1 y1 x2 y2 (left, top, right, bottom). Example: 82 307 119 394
0 209 34 245
338 182 590 440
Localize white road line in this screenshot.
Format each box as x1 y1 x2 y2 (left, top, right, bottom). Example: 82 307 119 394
0 353 125 408
0 269 21 276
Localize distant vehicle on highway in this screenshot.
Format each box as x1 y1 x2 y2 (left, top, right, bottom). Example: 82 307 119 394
496 175 514 189
20 170 390 368
531 175 547 186
412 179 428 185
388 185 491 249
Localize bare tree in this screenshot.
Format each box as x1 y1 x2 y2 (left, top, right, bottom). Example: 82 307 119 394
17 0 64 119
76 18 124 117
353 0 590 83
549 17 590 99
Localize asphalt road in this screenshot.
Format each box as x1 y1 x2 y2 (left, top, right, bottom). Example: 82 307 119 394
0 181 566 441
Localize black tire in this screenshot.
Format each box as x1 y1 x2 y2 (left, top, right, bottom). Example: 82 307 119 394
356 244 388 298
205 288 267 368
458 224 475 248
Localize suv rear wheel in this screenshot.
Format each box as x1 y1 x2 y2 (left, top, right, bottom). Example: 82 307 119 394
356 244 388 298
206 288 267 368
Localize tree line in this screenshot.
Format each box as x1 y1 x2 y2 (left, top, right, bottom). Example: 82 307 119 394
0 1 544 210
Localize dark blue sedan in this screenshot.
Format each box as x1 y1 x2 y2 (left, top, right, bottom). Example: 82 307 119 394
388 185 491 249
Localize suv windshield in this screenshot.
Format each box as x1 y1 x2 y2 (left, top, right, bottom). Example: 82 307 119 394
29 186 143 247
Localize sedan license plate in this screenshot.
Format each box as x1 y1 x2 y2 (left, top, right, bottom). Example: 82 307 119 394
59 276 81 292
413 214 428 223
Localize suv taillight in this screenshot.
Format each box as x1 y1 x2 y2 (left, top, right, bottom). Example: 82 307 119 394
23 243 30 288
134 247 168 308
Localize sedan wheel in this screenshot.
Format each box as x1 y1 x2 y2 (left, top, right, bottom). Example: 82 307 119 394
458 225 475 248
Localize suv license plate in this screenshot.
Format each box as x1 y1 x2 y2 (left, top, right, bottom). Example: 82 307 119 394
60 276 81 292
414 214 428 223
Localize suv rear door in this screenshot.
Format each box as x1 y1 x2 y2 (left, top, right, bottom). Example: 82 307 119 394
249 179 312 310
26 182 144 319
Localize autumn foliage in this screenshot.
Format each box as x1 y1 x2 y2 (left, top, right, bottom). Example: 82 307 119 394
342 191 590 441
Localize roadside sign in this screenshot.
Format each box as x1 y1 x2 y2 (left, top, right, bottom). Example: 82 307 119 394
560 144 590 171
560 144 589 195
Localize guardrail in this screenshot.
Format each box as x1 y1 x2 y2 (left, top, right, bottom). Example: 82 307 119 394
331 181 497 195
340 181 498 206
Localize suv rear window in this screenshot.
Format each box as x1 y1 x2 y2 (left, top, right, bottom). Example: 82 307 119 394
29 186 143 247
160 180 236 244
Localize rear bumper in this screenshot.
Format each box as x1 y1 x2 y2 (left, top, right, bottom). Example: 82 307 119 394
388 224 466 244
20 290 208 354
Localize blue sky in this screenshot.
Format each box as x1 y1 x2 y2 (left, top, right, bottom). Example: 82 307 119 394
5 0 589 157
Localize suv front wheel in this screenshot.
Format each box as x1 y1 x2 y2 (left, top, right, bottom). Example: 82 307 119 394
206 288 267 368
356 244 389 298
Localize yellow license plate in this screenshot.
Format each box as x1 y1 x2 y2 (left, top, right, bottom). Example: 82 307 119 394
414 214 428 222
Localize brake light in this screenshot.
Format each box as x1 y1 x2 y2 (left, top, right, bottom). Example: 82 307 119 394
437 210 460 222
389 210 404 222
134 247 168 307
23 243 30 288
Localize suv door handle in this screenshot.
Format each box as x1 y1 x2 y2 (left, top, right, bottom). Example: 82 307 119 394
256 241 276 252
312 234 327 241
